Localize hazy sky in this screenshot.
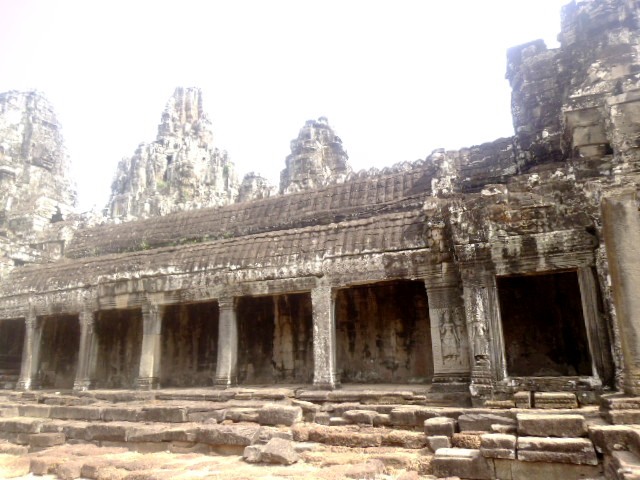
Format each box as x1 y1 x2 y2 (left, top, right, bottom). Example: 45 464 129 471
0 0 568 211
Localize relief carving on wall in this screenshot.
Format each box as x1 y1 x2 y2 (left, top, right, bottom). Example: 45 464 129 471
433 306 469 371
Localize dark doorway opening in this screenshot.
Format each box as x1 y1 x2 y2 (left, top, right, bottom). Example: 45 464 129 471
237 293 313 384
497 271 593 377
0 319 25 386
94 308 143 388
160 301 219 387
335 280 433 383
36 314 80 389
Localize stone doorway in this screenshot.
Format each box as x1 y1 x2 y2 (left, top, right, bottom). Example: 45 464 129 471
335 280 433 383
497 271 593 377
36 314 80 389
93 308 143 388
0 318 25 386
160 301 219 387
237 293 313 384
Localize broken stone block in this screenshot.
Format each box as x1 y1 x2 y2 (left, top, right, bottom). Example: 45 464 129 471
0 418 43 434
306 425 382 448
28 432 65 448
17 405 51 418
329 417 349 426
424 417 456 437
259 438 299 465
125 425 167 443
589 424 636 454
517 436 598 465
314 412 330 425
534 392 578 409
382 430 427 449
85 423 127 442
56 460 83 480
343 459 386 480
514 391 532 409
373 413 391 427
517 413 587 438
255 426 293 444
30 456 62 475
480 433 516 459
606 409 640 425
490 423 517 434
427 435 451 452
0 442 27 455
257 405 302 426
483 399 515 408
452 432 483 449
223 408 259 423
458 413 515 432
49 406 102 421
0 454 30 478
141 407 187 423
197 424 260 446
432 448 494 479
102 407 141 422
243 444 264 463
343 410 377 425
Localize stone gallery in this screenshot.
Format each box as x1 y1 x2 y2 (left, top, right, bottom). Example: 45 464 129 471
0 0 638 479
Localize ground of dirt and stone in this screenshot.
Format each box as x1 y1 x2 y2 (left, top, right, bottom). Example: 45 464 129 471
0 388 634 479
0 442 434 480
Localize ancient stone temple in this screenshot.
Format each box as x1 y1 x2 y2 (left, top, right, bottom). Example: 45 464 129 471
280 117 351 194
0 1 638 478
0 91 76 274
108 87 238 220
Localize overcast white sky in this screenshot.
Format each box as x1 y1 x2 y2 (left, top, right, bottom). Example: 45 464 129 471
0 0 568 211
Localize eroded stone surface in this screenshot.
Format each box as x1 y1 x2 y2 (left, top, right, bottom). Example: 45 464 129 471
107 87 238 220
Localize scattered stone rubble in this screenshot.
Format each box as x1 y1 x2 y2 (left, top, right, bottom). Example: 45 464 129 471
0 0 639 479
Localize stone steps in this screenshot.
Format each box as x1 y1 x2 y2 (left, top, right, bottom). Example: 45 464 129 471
430 411 609 479
0 388 637 479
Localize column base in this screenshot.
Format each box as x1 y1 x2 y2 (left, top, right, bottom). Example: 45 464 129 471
16 379 32 391
73 379 93 392
431 374 470 393
311 381 340 390
624 373 640 396
136 377 159 390
312 372 340 390
215 376 237 388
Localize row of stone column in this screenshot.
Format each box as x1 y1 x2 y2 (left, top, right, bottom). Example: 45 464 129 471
15 281 476 391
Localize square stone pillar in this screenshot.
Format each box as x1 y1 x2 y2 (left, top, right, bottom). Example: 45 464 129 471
73 310 97 391
136 304 162 390
16 311 41 391
461 273 505 403
215 297 238 387
424 280 471 388
311 285 339 389
602 191 640 395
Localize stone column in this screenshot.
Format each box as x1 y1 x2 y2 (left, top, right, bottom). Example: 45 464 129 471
136 304 162 390
460 268 506 404
215 297 238 387
16 312 41 391
602 191 640 395
424 280 471 388
311 285 339 389
73 310 97 391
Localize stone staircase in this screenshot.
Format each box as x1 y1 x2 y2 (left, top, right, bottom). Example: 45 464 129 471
0 388 638 479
